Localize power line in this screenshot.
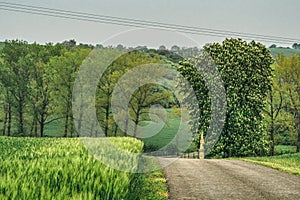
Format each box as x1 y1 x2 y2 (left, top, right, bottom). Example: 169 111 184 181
0 2 299 44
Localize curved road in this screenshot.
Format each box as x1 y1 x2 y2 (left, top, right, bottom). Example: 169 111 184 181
163 159 300 200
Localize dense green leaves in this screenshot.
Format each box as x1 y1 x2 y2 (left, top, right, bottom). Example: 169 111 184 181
274 53 300 152
0 40 91 137
95 50 175 137
178 38 273 157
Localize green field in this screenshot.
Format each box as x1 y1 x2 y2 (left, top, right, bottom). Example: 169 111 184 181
140 109 197 154
0 136 167 199
141 115 179 150
42 108 195 153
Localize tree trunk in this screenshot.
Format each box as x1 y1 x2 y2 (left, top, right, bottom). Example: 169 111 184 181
30 116 38 137
124 118 128 137
269 91 275 156
77 112 83 137
40 121 44 137
7 104 11 136
104 105 109 137
296 114 300 152
2 104 8 136
63 112 69 137
18 98 24 136
34 120 38 137
70 115 75 137
29 119 34 137
114 123 118 137
133 108 141 137
40 111 45 137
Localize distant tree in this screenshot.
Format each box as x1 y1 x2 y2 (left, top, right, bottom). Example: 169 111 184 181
62 39 77 49
269 44 277 48
263 67 284 155
135 46 148 52
276 53 300 152
171 45 180 53
292 43 300 49
159 45 167 50
116 44 125 51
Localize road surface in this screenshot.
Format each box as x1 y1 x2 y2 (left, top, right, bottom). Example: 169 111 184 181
163 159 300 200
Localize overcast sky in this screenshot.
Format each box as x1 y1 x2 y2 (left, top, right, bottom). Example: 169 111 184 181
1 0 299 48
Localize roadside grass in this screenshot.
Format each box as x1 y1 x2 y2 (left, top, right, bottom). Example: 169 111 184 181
131 157 168 200
236 153 300 176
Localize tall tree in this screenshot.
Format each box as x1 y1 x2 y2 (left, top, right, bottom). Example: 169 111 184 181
179 39 273 157
205 39 273 157
49 47 91 137
0 40 33 136
95 50 173 137
276 53 300 152
28 43 63 137
263 69 284 155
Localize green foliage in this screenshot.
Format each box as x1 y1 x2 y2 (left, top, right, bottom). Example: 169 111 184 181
0 40 65 137
48 47 91 137
275 53 300 152
275 145 297 155
179 38 273 158
0 40 33 135
95 50 175 137
0 136 145 199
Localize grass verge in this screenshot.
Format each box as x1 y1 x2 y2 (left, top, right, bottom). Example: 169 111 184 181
130 157 168 200
236 153 300 176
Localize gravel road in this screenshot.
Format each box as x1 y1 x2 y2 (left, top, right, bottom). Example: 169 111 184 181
163 159 300 200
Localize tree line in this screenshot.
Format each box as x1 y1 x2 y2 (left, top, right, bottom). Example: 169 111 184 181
0 38 299 156
0 40 176 138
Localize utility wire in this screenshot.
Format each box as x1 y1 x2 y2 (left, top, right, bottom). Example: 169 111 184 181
0 1 299 44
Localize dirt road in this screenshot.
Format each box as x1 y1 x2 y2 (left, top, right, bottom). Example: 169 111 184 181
163 159 300 200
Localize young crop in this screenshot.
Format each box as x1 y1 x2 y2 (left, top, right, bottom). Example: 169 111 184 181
0 136 143 199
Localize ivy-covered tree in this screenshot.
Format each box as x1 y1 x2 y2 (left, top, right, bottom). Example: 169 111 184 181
179 38 273 158
206 39 273 157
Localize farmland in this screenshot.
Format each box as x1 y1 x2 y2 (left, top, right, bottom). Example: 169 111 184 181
0 136 167 199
